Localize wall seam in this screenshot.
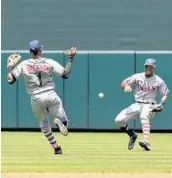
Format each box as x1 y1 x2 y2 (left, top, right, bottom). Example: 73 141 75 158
134 51 137 130
62 52 65 108
87 52 90 129
16 80 19 128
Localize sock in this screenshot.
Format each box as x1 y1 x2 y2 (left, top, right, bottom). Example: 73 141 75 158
63 121 68 126
120 125 136 137
60 116 68 127
141 120 150 143
43 130 59 148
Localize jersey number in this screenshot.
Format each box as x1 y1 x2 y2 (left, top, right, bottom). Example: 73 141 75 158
37 73 42 87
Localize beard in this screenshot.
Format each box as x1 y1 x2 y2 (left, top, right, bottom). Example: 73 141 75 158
145 72 154 78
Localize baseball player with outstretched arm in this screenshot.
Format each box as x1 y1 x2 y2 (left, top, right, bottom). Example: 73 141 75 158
115 58 169 151
7 40 76 155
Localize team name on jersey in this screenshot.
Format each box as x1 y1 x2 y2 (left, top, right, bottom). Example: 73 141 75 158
135 80 157 92
27 64 50 73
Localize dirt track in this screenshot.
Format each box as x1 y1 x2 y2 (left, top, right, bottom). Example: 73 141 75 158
2 173 172 178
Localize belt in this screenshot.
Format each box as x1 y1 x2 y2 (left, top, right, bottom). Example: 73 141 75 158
136 101 155 105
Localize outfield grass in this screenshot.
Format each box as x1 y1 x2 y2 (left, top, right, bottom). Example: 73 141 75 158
1 132 172 173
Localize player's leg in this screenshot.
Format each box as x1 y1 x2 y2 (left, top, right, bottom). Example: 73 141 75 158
139 104 154 151
46 91 68 136
31 95 62 154
115 103 140 149
51 103 68 136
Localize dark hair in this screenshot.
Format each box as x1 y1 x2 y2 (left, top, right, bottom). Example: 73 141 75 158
30 49 40 55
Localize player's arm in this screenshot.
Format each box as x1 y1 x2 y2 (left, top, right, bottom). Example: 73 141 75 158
61 60 73 79
120 74 136 92
151 82 169 113
160 95 168 105
62 47 76 79
53 60 72 80
52 47 76 79
158 80 169 106
7 62 23 84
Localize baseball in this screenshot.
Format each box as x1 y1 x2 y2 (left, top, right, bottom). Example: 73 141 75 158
98 92 104 98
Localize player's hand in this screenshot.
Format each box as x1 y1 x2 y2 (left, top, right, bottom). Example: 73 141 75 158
67 47 76 61
124 85 132 92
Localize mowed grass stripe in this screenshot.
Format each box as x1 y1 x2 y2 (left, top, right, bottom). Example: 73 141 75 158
2 132 172 173
2 165 172 173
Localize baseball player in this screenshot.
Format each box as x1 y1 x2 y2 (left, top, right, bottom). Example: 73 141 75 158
7 40 76 154
115 58 169 151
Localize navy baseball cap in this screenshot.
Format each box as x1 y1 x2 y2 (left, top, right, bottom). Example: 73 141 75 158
144 58 156 68
29 40 43 50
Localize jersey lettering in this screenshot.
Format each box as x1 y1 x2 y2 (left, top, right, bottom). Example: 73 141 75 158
135 80 157 92
27 64 50 73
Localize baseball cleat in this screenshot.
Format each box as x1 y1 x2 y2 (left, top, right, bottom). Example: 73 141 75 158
139 140 151 151
54 118 68 136
54 146 62 154
128 133 138 150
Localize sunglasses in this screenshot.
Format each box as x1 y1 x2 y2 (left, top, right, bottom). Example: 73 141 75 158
145 65 154 69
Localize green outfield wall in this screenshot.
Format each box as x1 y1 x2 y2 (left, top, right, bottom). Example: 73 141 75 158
1 51 172 130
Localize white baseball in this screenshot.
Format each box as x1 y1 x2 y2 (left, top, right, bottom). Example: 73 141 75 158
98 93 104 98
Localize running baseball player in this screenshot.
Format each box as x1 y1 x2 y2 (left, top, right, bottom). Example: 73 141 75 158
115 58 169 151
7 40 76 154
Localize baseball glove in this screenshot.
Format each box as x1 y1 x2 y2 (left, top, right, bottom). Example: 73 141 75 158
151 104 163 112
7 53 22 70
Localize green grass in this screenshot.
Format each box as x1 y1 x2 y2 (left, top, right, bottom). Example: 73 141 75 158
1 132 172 173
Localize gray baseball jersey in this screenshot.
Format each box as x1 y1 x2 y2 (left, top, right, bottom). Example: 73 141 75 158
124 72 169 104
115 72 169 128
11 58 64 95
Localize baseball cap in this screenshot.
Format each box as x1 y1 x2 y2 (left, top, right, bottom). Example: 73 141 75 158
29 40 43 50
144 58 156 68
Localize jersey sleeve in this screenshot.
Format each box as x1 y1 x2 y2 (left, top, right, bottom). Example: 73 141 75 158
11 62 23 79
124 74 137 85
49 59 64 76
159 79 169 96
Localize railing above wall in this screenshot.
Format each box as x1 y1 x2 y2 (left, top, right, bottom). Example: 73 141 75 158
2 50 172 54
